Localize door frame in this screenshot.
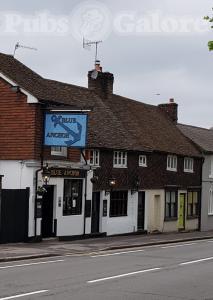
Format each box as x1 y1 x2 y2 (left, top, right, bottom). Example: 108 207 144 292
137 191 145 231
178 193 186 230
41 185 54 238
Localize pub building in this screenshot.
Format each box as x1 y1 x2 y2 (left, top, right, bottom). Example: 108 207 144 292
0 53 202 243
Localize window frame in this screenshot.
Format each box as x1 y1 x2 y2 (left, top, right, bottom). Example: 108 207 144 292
167 155 177 172
184 157 194 173
89 149 100 167
113 151 127 168
208 188 213 216
187 191 199 219
63 179 83 216
110 191 128 217
165 190 178 221
51 146 67 157
139 155 147 167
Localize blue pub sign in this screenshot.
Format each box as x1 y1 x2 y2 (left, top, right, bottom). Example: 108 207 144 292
44 113 88 148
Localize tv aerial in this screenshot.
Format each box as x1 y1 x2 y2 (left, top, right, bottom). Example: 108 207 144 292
13 42 38 58
83 37 102 64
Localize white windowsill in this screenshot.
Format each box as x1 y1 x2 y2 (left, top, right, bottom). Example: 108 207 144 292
167 168 177 172
51 152 67 157
184 169 194 173
113 166 127 169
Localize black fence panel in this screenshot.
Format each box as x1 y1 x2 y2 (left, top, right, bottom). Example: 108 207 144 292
0 188 29 243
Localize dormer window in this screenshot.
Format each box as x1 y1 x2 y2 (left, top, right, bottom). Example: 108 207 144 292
167 155 177 172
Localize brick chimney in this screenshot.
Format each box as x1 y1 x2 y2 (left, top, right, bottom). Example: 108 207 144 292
158 98 178 124
88 60 114 98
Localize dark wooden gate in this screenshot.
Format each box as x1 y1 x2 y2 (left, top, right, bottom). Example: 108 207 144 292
0 188 29 243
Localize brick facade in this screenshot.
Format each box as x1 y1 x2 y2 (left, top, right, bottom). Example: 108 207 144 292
93 150 202 191
0 77 81 162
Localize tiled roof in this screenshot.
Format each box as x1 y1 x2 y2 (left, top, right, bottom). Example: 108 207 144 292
0 52 201 156
178 124 213 153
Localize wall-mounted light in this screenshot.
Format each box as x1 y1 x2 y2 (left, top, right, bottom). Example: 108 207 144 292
131 177 140 195
41 164 51 186
105 178 116 196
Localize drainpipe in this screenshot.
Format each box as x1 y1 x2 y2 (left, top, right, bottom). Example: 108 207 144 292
34 103 46 240
198 156 205 231
81 150 88 236
34 158 43 239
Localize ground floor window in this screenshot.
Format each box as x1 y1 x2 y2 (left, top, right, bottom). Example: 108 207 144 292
165 190 178 220
110 191 128 217
187 191 199 218
63 179 83 215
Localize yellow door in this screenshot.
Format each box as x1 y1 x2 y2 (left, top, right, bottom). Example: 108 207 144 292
178 194 185 230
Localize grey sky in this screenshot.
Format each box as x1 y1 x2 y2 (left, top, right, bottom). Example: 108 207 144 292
1 0 213 128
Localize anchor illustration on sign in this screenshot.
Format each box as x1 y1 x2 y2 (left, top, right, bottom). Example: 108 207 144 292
51 115 82 146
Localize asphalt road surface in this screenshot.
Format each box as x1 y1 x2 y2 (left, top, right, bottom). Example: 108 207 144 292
1 239 213 299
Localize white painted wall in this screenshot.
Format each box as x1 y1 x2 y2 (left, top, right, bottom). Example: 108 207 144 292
46 170 93 237
146 190 165 233
99 191 138 236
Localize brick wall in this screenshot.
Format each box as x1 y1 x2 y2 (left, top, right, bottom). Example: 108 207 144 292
0 78 81 162
0 78 39 160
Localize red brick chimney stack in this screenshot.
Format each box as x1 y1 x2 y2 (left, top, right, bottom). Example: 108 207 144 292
158 98 178 124
88 60 114 99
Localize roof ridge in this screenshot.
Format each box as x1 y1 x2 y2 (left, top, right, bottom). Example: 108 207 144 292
178 123 210 131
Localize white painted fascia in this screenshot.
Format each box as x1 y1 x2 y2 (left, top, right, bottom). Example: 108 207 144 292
0 71 38 103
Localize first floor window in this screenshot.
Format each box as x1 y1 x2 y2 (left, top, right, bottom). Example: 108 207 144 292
113 151 127 168
165 191 177 219
208 188 213 215
51 146 67 157
167 155 177 171
187 191 199 218
110 191 128 217
63 179 82 215
184 157 194 173
89 149 100 166
139 155 147 167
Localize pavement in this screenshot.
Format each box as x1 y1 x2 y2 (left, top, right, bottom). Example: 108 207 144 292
1 230 213 262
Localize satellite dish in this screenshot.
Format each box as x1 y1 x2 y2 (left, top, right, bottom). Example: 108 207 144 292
91 70 98 80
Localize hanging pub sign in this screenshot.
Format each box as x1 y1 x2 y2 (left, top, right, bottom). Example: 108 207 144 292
44 113 88 148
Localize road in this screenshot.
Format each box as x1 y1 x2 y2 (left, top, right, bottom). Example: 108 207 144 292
0 239 213 299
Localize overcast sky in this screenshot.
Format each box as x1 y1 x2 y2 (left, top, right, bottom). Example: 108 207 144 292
1 0 213 128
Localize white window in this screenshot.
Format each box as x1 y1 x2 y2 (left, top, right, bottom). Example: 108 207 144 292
51 146 67 157
184 157 194 173
208 188 213 215
210 155 213 178
139 155 147 167
113 151 127 168
89 150 100 166
167 155 177 171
